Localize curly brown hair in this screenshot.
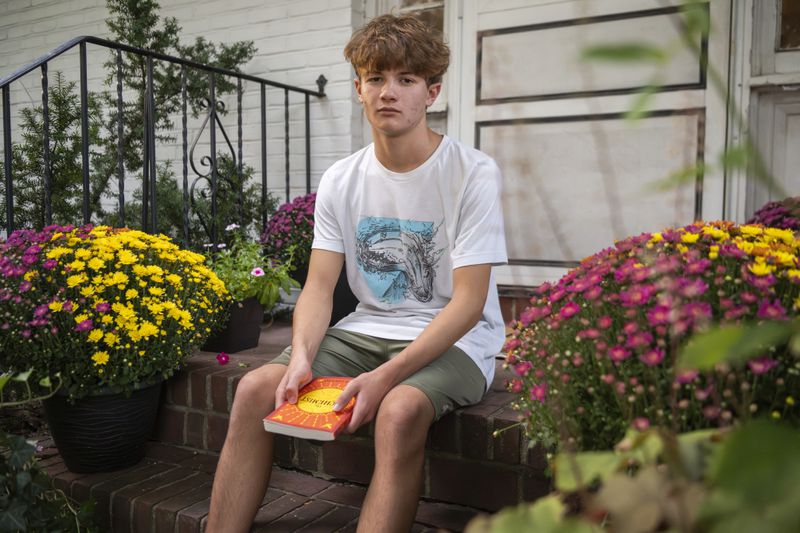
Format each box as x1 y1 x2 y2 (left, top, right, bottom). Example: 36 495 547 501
344 13 450 86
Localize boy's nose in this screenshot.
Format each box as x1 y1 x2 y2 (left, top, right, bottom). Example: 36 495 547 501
380 80 397 100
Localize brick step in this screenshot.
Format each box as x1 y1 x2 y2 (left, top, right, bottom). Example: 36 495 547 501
39 440 484 532
154 321 550 513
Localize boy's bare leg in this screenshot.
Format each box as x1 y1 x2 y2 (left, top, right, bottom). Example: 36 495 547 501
206 363 287 533
358 385 435 533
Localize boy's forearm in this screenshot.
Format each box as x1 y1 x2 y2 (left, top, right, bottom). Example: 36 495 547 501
289 249 345 362
289 283 334 361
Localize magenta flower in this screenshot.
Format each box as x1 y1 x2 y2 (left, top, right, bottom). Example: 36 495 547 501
675 369 699 384
216 352 230 365
514 361 532 377
250 267 265 277
632 417 650 431
647 305 671 326
609 345 631 363
95 302 111 313
747 357 778 375
559 301 580 319
75 319 93 332
757 300 786 319
530 382 547 403
42 259 57 270
625 331 653 349
678 278 708 298
619 284 654 307
597 316 613 329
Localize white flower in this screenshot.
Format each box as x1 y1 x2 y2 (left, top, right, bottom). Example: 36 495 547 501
217 243 226 249
203 243 214 248
225 223 240 232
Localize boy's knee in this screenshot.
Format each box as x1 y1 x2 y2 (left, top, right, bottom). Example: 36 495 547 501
376 386 434 435
233 364 284 408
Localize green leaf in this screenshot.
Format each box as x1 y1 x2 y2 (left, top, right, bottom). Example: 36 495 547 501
681 2 710 38
582 43 667 63
10 369 32 383
718 145 751 172
678 322 798 370
0 373 11 392
624 84 660 121
676 428 719 480
0 501 28 533
553 450 620 491
698 422 800 532
651 162 706 191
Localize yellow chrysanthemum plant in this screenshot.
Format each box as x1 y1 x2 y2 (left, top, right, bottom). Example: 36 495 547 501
0 224 231 400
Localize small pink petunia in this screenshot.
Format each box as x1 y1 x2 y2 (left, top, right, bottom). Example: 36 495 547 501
251 267 265 277
747 356 778 375
216 352 230 365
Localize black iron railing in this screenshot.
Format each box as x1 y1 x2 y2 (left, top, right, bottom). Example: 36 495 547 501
0 35 327 244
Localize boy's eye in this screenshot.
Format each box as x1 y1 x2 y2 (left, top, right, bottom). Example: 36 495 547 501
366 76 382 83
400 78 415 84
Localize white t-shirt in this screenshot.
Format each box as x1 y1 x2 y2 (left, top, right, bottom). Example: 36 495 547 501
312 135 508 390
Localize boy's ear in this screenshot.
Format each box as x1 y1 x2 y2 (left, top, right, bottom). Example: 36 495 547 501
354 77 363 102
425 82 442 107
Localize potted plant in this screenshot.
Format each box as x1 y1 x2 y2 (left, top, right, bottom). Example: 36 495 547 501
261 193 359 324
0 224 229 472
203 223 298 353
748 195 800 232
261 192 316 284
503 221 800 451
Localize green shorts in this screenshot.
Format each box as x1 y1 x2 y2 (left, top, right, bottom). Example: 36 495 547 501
269 328 486 420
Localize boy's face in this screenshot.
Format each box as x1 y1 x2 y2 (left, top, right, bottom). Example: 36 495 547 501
355 68 441 138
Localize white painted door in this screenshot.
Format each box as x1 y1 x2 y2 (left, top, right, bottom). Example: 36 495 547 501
453 0 731 288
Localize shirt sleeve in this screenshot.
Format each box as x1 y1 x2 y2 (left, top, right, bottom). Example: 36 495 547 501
311 169 345 253
451 157 508 269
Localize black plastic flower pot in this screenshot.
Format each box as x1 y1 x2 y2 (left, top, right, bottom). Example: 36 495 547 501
202 297 264 353
43 381 163 473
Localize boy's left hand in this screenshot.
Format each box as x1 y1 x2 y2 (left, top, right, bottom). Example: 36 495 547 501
333 368 393 432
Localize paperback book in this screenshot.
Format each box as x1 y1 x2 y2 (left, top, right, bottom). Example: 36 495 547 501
263 377 355 440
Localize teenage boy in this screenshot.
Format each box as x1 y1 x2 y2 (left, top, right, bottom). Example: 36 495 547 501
207 13 507 532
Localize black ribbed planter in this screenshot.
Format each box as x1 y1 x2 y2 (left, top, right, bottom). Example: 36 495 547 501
202 297 264 353
43 381 162 473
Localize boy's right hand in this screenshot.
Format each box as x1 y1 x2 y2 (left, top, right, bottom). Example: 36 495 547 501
275 359 312 408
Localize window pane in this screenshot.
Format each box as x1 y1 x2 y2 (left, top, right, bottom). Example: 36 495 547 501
413 7 444 38
780 0 800 49
400 0 440 8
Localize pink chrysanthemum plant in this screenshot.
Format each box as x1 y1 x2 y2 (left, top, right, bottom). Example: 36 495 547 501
0 225 230 400
260 193 316 277
747 196 800 232
504 221 800 451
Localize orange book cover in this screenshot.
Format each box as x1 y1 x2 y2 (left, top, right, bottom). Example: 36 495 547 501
263 377 355 441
